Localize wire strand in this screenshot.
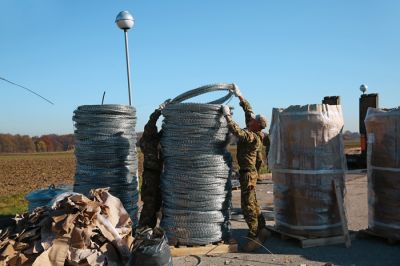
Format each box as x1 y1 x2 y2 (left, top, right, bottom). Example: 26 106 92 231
0 76 54 105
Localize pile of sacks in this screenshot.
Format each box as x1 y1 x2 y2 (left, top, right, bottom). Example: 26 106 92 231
0 188 133 265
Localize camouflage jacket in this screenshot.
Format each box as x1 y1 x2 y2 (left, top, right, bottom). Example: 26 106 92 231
139 109 163 171
240 98 255 127
227 119 263 172
239 98 267 172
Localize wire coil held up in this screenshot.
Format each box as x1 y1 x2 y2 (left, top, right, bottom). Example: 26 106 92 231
73 104 139 225
160 83 234 245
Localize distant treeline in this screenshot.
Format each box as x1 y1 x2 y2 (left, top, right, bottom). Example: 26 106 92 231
342 130 360 141
0 134 75 153
0 130 359 153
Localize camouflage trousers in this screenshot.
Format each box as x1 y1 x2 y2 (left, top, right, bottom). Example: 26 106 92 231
239 170 266 238
139 168 162 228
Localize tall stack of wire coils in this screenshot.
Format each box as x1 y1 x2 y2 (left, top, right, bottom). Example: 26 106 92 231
73 104 139 225
365 107 400 240
269 104 347 237
160 84 233 245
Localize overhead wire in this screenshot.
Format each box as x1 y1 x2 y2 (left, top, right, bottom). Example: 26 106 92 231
0 76 54 105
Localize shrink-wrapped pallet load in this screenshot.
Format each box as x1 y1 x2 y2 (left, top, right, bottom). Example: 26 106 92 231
365 107 400 240
269 104 347 237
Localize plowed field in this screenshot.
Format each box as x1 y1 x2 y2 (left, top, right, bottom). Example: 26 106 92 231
0 152 76 196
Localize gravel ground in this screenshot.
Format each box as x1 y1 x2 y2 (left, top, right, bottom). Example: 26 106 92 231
173 171 400 266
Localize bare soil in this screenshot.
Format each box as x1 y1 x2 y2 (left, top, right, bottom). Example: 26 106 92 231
0 152 75 196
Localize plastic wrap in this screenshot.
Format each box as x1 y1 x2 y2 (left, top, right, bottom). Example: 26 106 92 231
129 228 172 266
365 107 400 240
25 185 73 212
268 104 347 237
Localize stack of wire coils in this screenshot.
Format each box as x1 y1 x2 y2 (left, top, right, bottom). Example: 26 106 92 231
73 104 139 225
160 83 234 245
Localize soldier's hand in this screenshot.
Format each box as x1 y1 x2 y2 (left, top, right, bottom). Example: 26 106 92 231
230 83 242 98
221 105 231 116
159 98 171 110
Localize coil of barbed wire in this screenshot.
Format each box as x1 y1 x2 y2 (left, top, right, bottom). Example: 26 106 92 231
73 104 139 225
160 83 234 245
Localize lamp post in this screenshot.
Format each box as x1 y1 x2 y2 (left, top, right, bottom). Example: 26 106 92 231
360 84 368 94
115 11 134 106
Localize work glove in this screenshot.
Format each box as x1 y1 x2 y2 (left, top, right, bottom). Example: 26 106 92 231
231 83 242 98
221 105 231 116
159 98 171 110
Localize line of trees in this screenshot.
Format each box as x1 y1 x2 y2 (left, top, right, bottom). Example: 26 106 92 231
342 130 360 141
0 134 75 153
0 130 359 153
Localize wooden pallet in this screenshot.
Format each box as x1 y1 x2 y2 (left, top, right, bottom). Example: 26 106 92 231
333 180 352 248
359 229 399 245
169 239 238 257
266 225 355 248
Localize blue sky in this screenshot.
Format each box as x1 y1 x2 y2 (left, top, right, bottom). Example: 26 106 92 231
1 1 399 136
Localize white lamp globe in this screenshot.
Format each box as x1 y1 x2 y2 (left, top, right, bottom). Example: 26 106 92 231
115 11 134 30
360 84 368 94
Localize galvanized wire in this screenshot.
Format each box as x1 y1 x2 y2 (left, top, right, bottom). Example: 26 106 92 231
169 83 234 105
73 104 139 225
160 83 233 245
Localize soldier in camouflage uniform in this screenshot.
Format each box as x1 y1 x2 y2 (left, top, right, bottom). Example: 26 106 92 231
138 100 170 229
256 134 270 180
222 86 269 251
238 90 270 180
262 133 270 169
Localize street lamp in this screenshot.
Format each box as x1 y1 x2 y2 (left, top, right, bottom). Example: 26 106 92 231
115 11 135 106
360 84 368 94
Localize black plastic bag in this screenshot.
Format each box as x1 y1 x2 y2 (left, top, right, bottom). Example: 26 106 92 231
129 227 173 266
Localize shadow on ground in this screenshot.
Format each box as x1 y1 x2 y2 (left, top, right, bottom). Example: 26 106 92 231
0 215 14 229
223 227 400 266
